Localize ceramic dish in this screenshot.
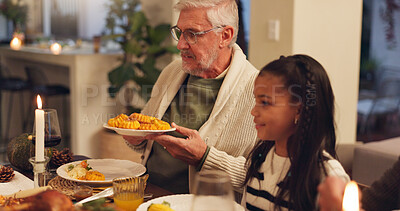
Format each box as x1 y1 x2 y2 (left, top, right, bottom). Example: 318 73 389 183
103 123 176 136
137 194 244 211
56 159 146 185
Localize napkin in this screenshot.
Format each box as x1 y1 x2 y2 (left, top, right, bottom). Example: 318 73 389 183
0 171 34 196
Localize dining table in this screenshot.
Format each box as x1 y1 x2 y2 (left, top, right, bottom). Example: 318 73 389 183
6 155 173 201
0 46 123 158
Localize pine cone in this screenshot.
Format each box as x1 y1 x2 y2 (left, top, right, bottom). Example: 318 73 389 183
0 166 15 183
50 148 73 168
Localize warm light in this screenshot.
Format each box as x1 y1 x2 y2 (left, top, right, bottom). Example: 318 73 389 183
37 95 43 109
342 181 360 211
50 42 62 55
10 37 22 50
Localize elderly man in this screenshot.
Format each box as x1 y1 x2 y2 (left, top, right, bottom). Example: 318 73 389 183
124 0 258 194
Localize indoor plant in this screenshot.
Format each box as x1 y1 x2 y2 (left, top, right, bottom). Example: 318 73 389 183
105 0 179 113
0 0 27 35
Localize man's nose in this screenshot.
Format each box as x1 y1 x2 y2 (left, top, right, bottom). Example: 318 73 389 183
177 35 189 50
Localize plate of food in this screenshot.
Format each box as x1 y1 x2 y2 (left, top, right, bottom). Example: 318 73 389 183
104 113 176 136
56 159 146 185
137 194 244 211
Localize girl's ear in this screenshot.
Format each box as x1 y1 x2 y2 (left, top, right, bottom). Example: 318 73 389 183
219 26 234 48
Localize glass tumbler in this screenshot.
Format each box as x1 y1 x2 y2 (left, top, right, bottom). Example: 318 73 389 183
191 170 235 211
113 174 149 211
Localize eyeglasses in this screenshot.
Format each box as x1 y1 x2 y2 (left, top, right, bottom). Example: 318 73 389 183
170 25 224 44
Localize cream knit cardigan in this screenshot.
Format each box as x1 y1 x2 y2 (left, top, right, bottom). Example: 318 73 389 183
126 44 259 192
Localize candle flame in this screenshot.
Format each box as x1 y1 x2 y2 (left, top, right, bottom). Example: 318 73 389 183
342 181 359 211
10 37 22 50
50 42 62 55
37 95 42 109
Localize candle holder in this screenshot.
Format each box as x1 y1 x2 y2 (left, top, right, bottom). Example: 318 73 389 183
29 156 50 188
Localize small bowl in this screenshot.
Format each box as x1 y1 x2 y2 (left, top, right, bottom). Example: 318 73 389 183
73 185 93 201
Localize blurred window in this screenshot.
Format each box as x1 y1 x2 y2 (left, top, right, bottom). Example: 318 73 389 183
357 0 400 143
50 0 78 39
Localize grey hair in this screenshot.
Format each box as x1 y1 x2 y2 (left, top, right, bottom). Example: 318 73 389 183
175 0 238 47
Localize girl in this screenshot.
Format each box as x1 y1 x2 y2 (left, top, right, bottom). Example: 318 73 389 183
242 55 349 211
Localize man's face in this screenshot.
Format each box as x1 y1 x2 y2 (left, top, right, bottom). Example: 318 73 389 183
176 8 221 76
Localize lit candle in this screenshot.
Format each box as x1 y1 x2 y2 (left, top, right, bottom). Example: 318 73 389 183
50 42 62 55
35 95 45 161
342 181 360 211
10 37 22 50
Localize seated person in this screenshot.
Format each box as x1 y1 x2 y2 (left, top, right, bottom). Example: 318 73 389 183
318 156 400 211
240 55 349 210
124 0 259 194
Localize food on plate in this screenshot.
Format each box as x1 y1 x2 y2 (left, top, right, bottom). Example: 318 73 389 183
138 123 158 130
129 113 153 124
0 195 25 207
107 113 171 130
121 120 141 129
85 171 105 181
1 190 73 211
66 160 105 181
108 114 137 129
152 119 171 130
147 201 175 211
67 164 87 180
24 190 73 211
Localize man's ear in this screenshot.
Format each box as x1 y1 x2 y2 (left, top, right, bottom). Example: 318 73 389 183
219 26 234 48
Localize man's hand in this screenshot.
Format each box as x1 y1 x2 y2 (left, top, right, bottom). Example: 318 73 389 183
122 135 146 146
145 123 207 166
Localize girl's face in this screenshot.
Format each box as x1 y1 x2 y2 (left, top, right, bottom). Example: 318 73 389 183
251 74 300 144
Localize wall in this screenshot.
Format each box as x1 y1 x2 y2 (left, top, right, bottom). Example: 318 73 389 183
249 0 363 145
0 16 6 40
248 0 294 66
77 0 109 40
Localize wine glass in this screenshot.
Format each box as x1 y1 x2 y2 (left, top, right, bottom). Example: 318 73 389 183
191 170 236 211
32 109 62 148
32 109 62 179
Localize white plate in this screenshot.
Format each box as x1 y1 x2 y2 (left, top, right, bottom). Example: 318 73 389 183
103 123 176 136
137 194 244 211
0 171 34 196
56 159 146 185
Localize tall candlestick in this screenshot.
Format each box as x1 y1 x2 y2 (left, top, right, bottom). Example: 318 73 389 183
35 95 45 161
342 181 360 211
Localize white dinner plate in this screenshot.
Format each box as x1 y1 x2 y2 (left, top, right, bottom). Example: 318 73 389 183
56 159 146 185
103 123 176 136
137 194 244 211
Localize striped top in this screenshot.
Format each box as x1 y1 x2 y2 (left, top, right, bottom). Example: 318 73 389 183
242 146 350 211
